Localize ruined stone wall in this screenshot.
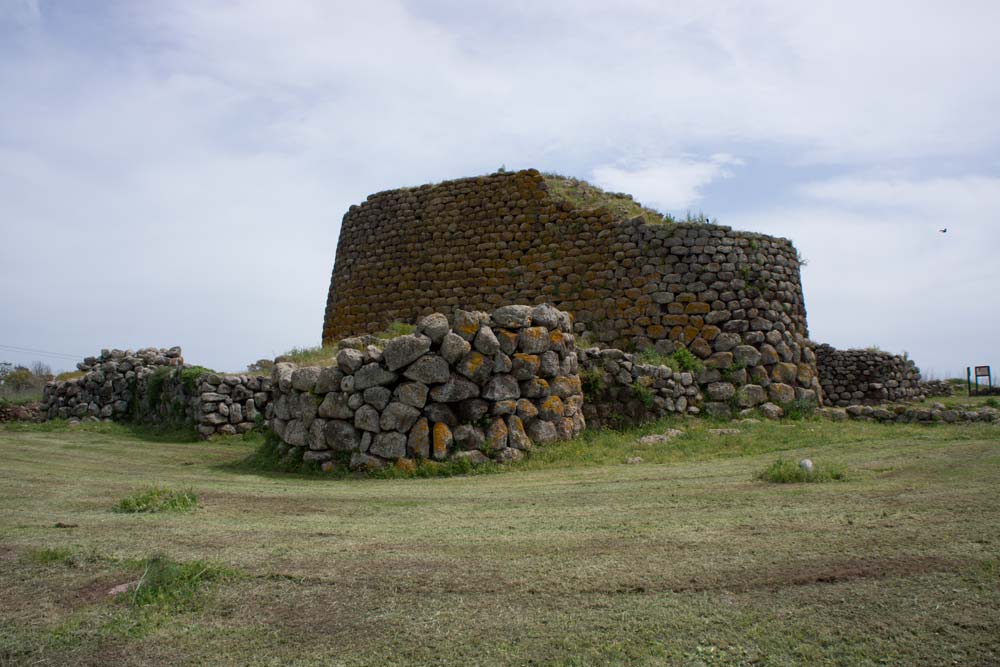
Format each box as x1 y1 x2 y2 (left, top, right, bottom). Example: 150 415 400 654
920 380 954 398
40 348 269 437
577 348 698 427
814 345 924 406
271 305 584 471
193 372 271 438
323 169 819 404
42 348 185 421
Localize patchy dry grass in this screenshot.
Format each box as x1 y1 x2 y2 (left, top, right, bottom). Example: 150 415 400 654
1 418 998 665
542 173 675 225
277 322 418 368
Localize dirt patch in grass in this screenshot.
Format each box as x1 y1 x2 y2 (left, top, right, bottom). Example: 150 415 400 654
665 555 966 594
63 575 132 608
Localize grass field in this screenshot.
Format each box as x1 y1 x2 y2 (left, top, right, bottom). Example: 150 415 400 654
1 417 998 666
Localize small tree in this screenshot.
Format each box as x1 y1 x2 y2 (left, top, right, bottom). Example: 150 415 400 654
4 367 34 391
30 361 52 379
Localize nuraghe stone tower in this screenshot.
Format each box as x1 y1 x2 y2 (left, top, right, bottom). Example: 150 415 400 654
323 169 822 403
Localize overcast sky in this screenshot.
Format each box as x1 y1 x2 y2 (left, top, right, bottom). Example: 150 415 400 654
2 1 998 379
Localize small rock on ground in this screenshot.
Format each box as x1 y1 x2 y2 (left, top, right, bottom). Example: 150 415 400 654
637 429 684 445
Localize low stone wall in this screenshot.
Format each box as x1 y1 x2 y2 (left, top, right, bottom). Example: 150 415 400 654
194 372 271 437
920 380 954 397
40 348 268 438
269 305 585 470
577 343 819 426
814 344 923 406
42 348 184 420
578 348 697 427
817 404 997 424
0 402 43 423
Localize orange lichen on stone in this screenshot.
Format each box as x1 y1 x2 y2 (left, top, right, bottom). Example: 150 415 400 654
685 302 711 315
432 422 452 460
540 395 565 419
394 458 417 474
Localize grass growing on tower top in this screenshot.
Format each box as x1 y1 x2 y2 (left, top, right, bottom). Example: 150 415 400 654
541 173 675 225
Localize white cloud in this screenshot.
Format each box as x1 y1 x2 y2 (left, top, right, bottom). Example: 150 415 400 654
799 176 1000 220
591 155 743 212
1 1 1000 372
728 174 1000 377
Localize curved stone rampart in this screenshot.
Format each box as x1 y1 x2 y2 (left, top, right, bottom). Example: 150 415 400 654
273 305 585 470
323 169 819 404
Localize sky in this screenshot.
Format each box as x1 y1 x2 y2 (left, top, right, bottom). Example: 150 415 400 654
2 0 998 379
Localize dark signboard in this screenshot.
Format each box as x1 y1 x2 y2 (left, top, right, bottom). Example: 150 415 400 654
975 366 991 377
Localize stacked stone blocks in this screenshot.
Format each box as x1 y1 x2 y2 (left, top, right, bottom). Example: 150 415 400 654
42 347 184 421
323 169 820 411
40 347 269 437
194 372 271 437
270 304 585 470
814 344 924 407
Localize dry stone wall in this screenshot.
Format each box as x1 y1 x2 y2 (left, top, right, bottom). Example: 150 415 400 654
40 347 268 437
818 404 997 424
42 348 184 421
323 169 820 409
194 372 271 437
269 305 585 470
814 344 924 406
577 344 803 426
920 380 954 397
577 348 697 427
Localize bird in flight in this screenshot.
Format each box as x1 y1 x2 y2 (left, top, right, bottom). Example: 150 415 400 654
939 228 947 233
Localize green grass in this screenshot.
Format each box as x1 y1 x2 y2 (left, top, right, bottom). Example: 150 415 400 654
635 349 674 367
22 546 76 565
373 321 415 339
179 366 212 393
0 386 43 405
278 322 417 368
1 418 999 665
113 486 198 514
579 368 605 398
781 397 818 420
670 346 703 372
277 345 340 367
757 457 847 483
631 380 654 408
542 173 675 225
913 393 1000 410
145 367 172 409
125 555 228 608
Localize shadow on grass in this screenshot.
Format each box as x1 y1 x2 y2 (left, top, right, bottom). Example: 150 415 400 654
0 418 203 444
